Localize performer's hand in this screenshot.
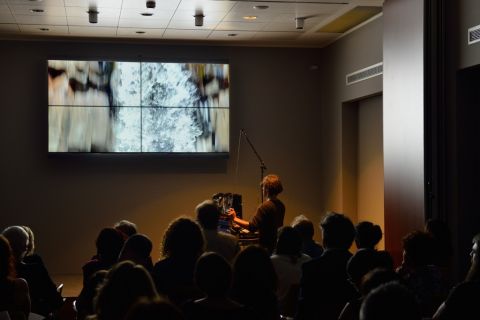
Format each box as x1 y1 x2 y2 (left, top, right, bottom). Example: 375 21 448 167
227 208 237 220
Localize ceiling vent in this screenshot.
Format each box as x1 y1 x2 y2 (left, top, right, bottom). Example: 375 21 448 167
468 24 480 45
346 62 383 86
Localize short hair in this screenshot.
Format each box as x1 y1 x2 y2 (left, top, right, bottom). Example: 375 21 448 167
114 220 138 239
121 234 153 260
0 235 15 280
261 174 283 197
360 268 401 297
195 252 232 297
291 215 315 240
402 231 435 267
196 200 221 230
276 226 302 257
320 212 355 249
22 226 35 256
360 282 421 320
125 297 184 320
2 226 29 261
161 217 205 259
355 222 383 249
96 228 124 262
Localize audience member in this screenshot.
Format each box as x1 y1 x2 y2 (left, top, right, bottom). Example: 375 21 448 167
354 221 393 268
0 235 30 320
270 226 310 317
433 232 480 319
231 245 279 320
76 270 107 320
21 226 43 265
114 220 137 240
359 282 422 320
125 297 184 320
118 234 154 272
396 230 448 318
152 217 205 306
297 212 358 320
229 174 285 254
89 261 158 320
183 252 247 320
2 226 63 317
196 200 240 262
291 215 323 258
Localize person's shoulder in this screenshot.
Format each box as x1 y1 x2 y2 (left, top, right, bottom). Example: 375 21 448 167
13 278 29 294
218 231 238 242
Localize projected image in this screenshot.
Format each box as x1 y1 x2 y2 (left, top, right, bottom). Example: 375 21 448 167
48 60 230 153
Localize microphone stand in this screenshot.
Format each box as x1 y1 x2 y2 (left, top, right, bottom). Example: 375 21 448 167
240 129 267 202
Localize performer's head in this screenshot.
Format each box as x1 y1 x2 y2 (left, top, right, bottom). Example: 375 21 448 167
261 174 283 198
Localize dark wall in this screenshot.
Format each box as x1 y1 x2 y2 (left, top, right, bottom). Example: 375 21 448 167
0 40 323 274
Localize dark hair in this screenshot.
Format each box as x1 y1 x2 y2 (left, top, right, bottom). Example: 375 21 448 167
125 297 184 320
196 200 221 230
121 234 152 260
402 231 435 267
96 228 125 263
0 235 15 280
360 268 401 297
276 227 302 261
94 261 158 320
360 282 421 320
161 217 205 260
261 174 283 197
291 215 314 240
320 212 355 249
347 250 392 288
355 222 383 249
195 252 232 297
114 220 138 239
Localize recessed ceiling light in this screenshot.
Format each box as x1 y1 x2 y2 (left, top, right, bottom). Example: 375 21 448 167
136 31 146 34
141 12 153 16
253 5 269 10
30 9 44 13
39 28 49 31
29 0 43 2
227 33 237 37
243 15 257 20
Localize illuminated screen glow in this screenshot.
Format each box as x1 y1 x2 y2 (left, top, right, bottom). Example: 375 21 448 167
48 60 230 153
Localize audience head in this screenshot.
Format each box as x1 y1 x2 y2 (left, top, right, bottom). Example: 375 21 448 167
195 200 221 230
360 268 401 297
347 250 392 289
95 228 124 263
161 217 205 260
466 232 480 281
94 261 158 320
261 174 283 198
119 234 153 267
22 226 35 256
233 245 277 294
355 221 383 249
2 226 29 262
114 220 138 240
320 212 355 250
291 215 315 241
0 235 15 280
401 231 435 268
195 252 232 298
360 282 421 320
125 297 184 320
276 226 302 257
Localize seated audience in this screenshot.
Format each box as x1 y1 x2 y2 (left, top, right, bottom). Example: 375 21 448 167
183 252 247 319
152 217 205 306
297 212 358 320
270 226 310 317
433 232 480 319
359 282 422 320
291 215 323 258
114 220 138 240
231 245 279 320
88 261 158 320
0 235 30 320
118 234 154 272
2 226 63 317
347 247 394 292
196 200 240 262
75 270 108 320
125 297 184 320
396 230 448 318
21 226 43 265
354 221 393 268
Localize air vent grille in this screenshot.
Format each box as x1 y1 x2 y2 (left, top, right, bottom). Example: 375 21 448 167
468 25 480 45
346 62 383 86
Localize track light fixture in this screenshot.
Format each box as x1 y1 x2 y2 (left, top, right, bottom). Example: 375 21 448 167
295 17 305 30
194 13 205 27
146 0 156 9
87 8 99 24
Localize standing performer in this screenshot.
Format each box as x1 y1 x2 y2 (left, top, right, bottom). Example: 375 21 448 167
229 174 285 254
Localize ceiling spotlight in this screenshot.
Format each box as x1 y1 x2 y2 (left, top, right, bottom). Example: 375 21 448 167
253 5 269 10
227 33 237 37
141 12 153 16
87 9 99 24
136 31 146 34
194 13 204 27
39 27 49 31
295 17 305 30
243 16 257 20
146 0 156 9
30 8 44 13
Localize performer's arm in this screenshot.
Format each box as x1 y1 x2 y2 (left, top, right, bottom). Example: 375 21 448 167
227 208 250 228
